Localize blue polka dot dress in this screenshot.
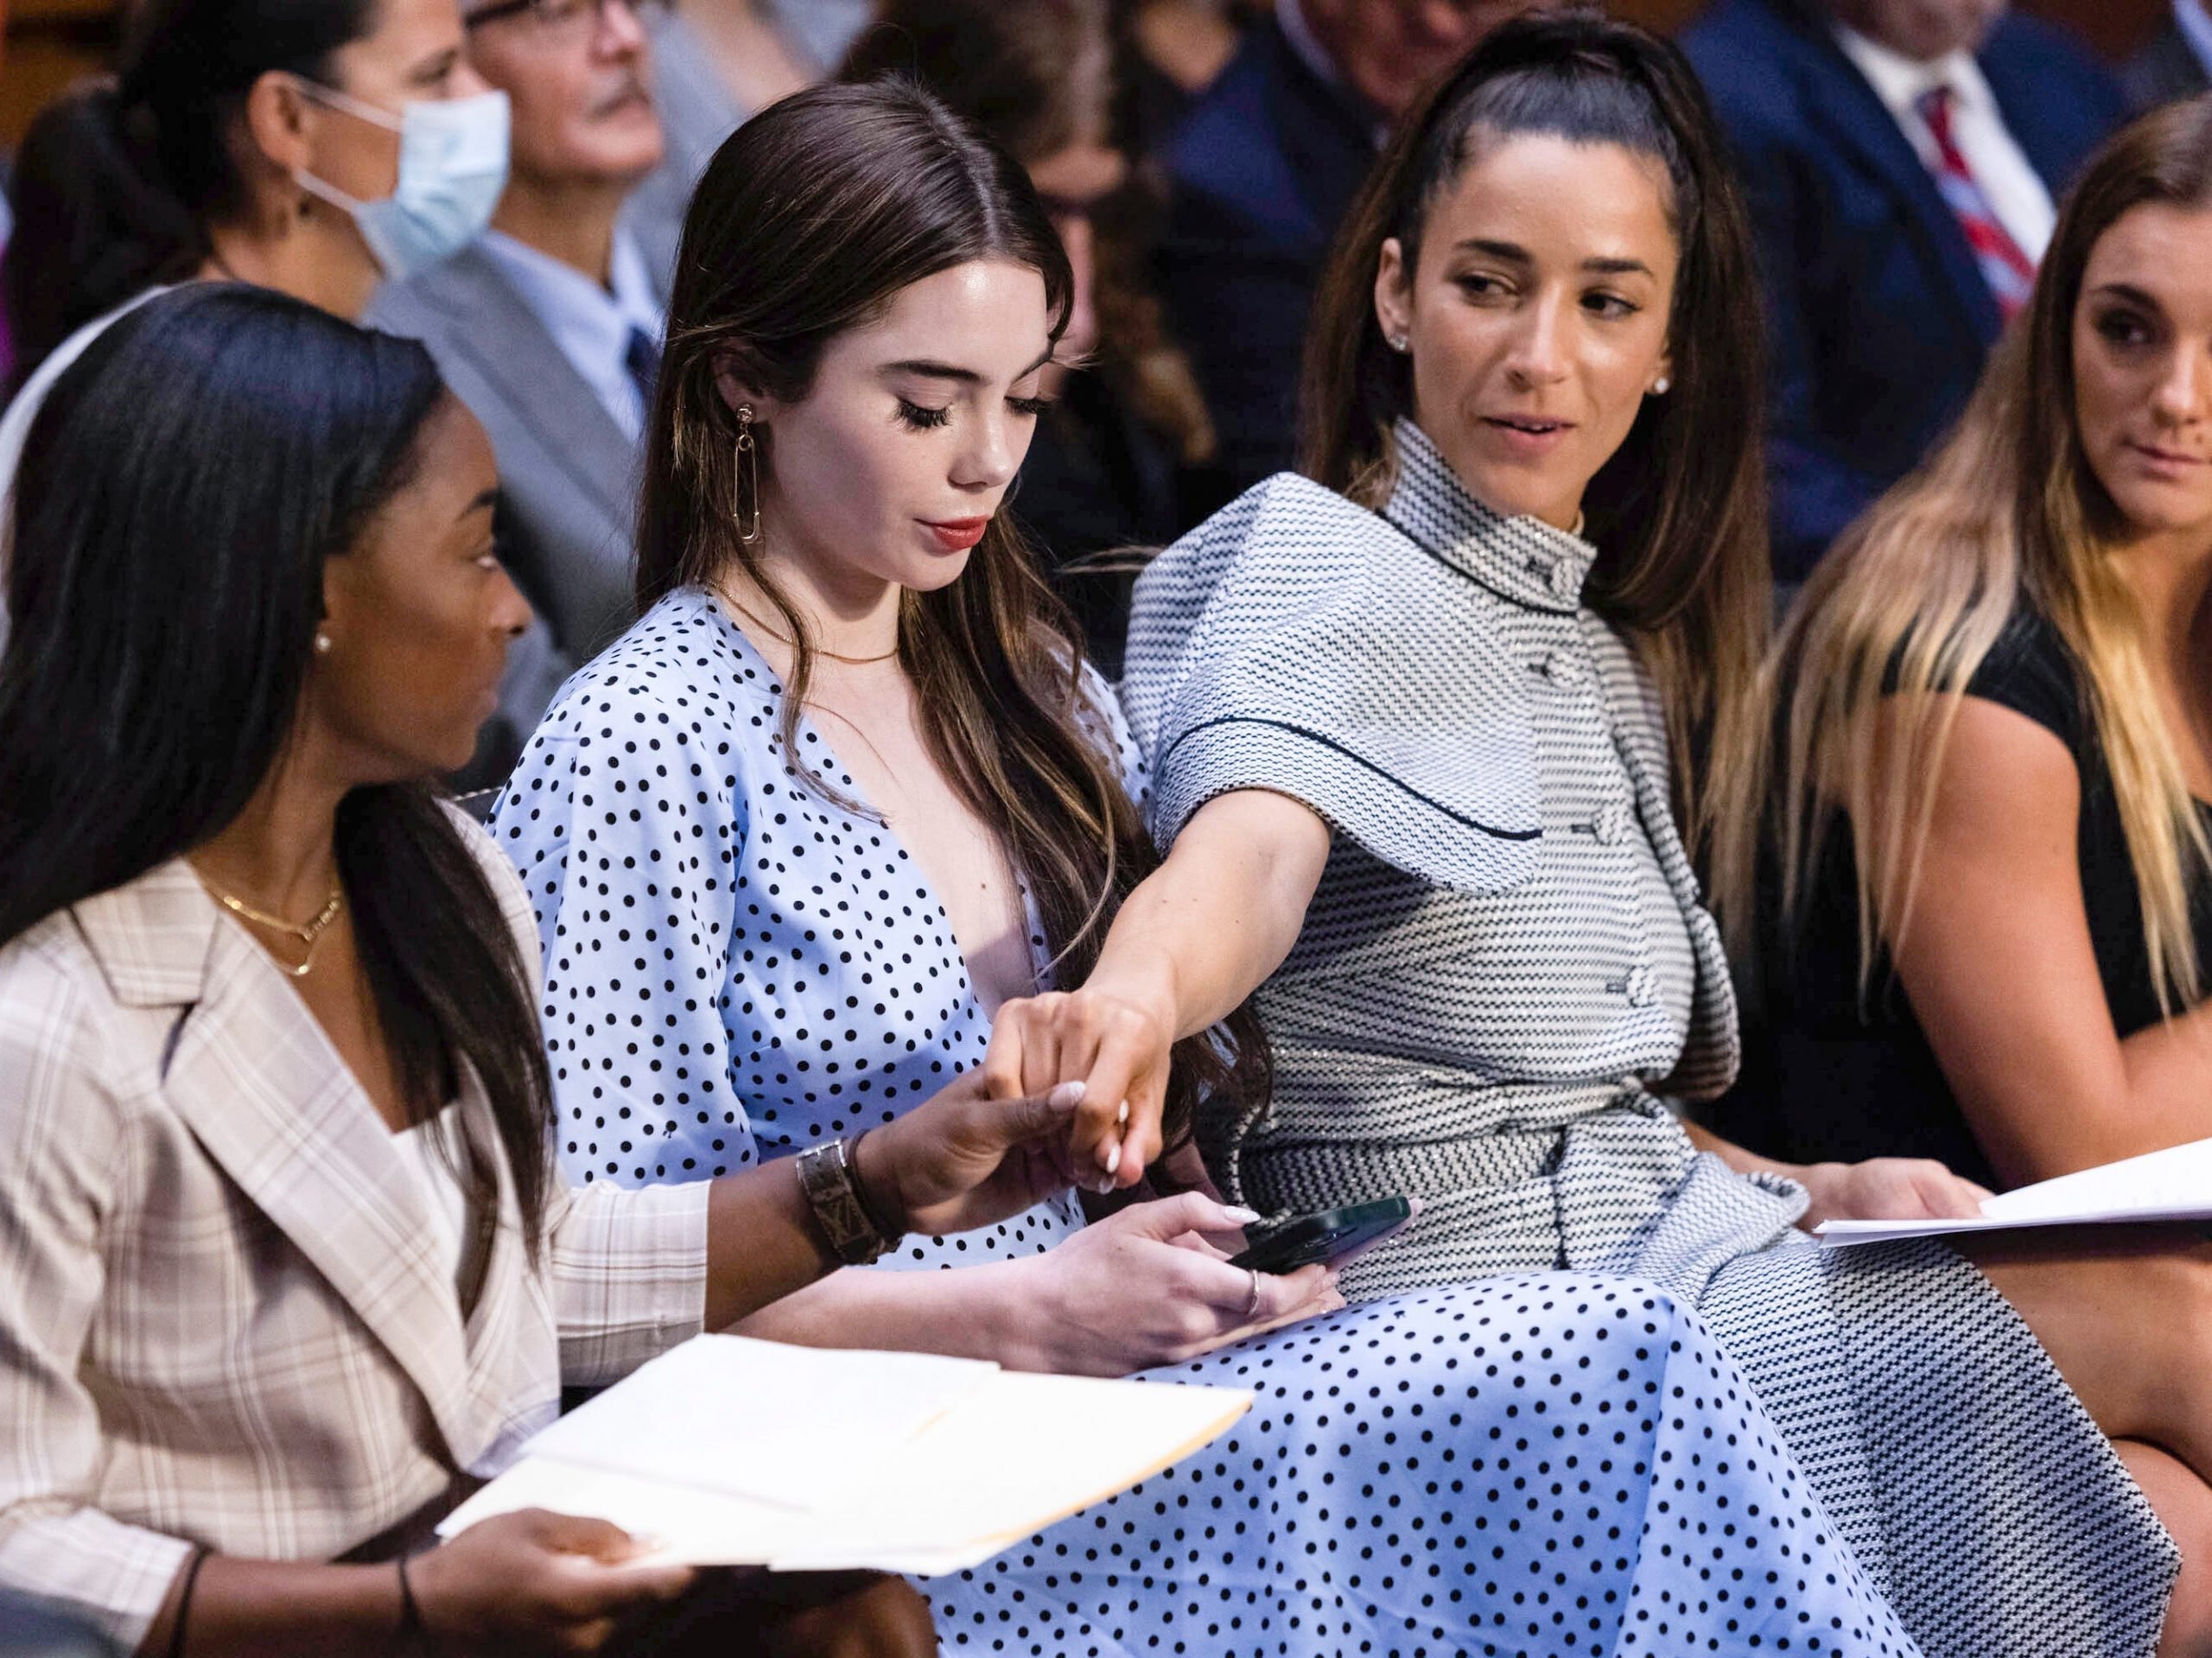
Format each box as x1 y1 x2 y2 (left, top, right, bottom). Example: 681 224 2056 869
492 587 1918 1657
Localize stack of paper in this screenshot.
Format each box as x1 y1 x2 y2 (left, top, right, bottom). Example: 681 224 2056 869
1817 1135 2212 1247
437 1335 1252 1573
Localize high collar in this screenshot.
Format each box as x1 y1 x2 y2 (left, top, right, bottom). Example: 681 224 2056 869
1378 418 1596 613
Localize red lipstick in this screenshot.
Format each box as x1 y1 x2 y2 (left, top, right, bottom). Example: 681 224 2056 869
922 517 990 552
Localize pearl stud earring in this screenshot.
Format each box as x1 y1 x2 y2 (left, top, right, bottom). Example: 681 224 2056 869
1388 333 1410 353
1650 377 1671 395
315 632 333 655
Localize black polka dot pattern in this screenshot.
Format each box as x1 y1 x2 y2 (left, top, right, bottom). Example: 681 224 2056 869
493 588 1917 1654
932 1279 1918 1657
491 587 1099 1263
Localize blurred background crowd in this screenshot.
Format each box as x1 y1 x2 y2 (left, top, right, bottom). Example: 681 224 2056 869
0 0 2179 715
3 2 2211 1651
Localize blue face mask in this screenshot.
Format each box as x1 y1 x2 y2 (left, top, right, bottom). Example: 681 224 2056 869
293 82 511 281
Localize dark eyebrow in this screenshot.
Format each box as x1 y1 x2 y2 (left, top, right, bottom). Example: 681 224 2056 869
882 347 1057 384
1453 239 1652 279
884 359 982 384
2088 282 2163 311
460 487 499 521
1455 238 1532 265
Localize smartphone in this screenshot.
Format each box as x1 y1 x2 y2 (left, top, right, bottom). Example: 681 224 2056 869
1228 1196 1415 1275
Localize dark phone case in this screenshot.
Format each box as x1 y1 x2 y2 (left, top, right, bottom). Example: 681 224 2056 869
1229 1197 1414 1274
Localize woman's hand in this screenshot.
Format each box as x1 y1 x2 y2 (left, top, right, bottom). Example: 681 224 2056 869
1791 1158 1993 1232
410 1509 695 1653
858 1072 1087 1238
989 1191 1343 1376
984 984 1177 1194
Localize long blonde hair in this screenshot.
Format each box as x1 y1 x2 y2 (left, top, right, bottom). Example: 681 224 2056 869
1723 99 2212 1013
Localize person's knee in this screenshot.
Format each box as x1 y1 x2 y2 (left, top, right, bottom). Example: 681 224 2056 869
2126 1246 2212 1433
2120 1440 2212 1658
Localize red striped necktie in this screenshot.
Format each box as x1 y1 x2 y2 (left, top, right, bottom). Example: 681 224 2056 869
1914 84 2037 320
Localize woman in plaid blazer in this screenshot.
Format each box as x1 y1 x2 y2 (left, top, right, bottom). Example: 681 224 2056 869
0 289 1093 1655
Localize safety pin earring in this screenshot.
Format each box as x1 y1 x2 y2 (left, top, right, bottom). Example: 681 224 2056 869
734 403 762 544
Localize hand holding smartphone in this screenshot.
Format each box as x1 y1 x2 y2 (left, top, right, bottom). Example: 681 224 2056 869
1227 1196 1415 1274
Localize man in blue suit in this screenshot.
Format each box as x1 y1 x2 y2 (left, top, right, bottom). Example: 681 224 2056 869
1156 1 1546 508
1682 0 2123 580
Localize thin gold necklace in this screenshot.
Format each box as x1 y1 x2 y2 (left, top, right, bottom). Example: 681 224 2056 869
200 877 345 979
725 595 900 665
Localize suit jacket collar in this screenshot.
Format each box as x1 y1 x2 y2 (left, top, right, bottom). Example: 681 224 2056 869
71 859 524 1473
1767 3 2004 344
1974 38 2087 192
2121 22 2207 114
1258 16 1383 245
71 859 224 1008
2166 3 2212 85
415 244 640 530
1382 419 1596 613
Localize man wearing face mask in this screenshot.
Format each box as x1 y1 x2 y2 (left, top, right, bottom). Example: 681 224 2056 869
1154 0 1556 509
0 0 560 783
368 0 674 697
1681 0 2124 581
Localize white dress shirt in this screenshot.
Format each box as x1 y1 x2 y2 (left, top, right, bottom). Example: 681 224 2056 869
477 227 665 442
1834 22 2056 264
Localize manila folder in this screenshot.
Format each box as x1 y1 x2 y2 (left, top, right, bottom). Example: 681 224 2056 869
436 1333 1252 1574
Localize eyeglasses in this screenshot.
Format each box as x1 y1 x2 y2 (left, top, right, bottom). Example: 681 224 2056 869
464 0 671 35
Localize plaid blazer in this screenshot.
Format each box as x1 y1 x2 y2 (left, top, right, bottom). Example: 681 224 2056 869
0 826 709 1650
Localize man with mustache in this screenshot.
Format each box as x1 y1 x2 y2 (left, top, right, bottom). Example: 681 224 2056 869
367 0 671 695
1681 0 2122 581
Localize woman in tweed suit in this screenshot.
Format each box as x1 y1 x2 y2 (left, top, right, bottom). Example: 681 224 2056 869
987 16 2209 1658
0 287 1099 1655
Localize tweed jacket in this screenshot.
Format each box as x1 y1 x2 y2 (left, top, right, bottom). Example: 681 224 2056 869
0 822 709 1650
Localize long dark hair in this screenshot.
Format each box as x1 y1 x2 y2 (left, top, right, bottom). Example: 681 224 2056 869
1300 10 1770 854
2 0 378 381
639 78 1266 1150
0 286 556 1253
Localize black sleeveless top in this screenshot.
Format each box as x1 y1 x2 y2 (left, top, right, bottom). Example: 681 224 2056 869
1719 610 2212 1190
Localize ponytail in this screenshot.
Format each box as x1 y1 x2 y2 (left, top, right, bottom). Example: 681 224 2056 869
0 0 380 387
4 81 207 383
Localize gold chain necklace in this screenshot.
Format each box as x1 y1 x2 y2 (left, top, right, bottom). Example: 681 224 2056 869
200 878 345 979
724 595 900 665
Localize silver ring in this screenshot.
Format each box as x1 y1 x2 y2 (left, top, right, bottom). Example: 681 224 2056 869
1243 1268 1262 1320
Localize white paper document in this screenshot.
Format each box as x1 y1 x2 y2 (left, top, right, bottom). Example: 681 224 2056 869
1816 1135 2212 1247
437 1334 1252 1573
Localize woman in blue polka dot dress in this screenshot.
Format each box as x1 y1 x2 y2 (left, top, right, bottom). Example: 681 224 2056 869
490 78 1915 1658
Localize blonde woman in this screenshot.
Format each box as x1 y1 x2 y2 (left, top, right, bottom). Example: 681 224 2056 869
1724 94 2212 1651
